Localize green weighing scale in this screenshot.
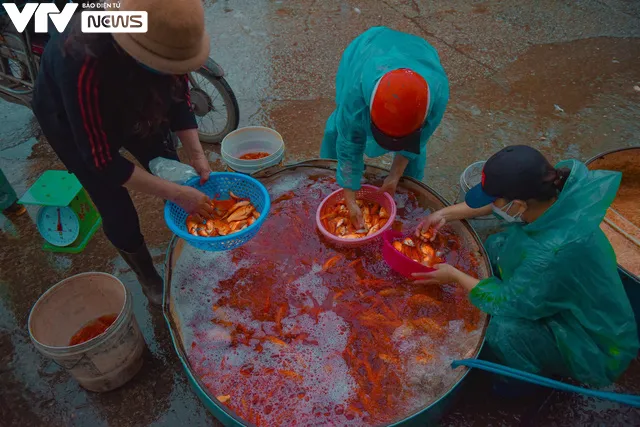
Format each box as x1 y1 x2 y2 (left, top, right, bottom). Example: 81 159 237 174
19 170 102 253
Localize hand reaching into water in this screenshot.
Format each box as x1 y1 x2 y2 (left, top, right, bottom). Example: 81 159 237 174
415 210 446 240
346 199 365 230
344 188 365 229
379 176 399 197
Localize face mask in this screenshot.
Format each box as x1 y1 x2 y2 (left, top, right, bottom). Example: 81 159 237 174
491 201 524 224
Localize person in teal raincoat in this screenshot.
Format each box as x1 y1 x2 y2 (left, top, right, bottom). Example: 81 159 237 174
413 145 639 386
320 26 449 228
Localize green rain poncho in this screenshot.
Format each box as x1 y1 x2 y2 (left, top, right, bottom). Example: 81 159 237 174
320 26 450 190
470 160 639 386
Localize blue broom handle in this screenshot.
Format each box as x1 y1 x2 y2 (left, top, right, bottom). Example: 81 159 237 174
452 358 640 408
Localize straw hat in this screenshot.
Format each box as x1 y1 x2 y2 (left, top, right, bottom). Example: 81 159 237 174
112 0 210 74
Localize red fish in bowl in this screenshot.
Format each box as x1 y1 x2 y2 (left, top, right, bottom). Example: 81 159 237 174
382 230 445 277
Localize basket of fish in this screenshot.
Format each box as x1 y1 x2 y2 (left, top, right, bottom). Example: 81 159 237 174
316 185 396 246
382 229 448 277
164 172 271 251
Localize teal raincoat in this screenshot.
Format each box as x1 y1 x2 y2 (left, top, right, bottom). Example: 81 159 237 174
320 27 449 190
471 160 639 386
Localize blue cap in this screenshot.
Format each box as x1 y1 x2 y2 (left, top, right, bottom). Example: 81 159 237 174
464 145 552 209
465 183 497 208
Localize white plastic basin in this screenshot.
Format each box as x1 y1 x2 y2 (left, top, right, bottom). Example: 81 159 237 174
221 127 285 174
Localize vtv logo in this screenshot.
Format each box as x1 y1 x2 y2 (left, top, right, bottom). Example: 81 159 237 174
1 3 78 33
82 11 148 33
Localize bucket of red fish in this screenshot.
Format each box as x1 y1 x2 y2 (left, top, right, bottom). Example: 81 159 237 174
221 126 285 174
383 230 447 277
28 272 146 392
316 184 396 246
164 172 271 251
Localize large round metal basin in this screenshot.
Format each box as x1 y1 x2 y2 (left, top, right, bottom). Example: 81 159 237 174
586 147 640 339
164 160 491 426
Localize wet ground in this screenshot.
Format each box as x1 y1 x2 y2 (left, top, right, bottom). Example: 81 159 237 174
1 0 640 425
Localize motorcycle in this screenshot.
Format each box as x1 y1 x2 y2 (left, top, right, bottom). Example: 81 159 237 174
0 1 240 143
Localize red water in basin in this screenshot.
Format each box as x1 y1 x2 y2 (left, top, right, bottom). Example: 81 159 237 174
180 175 483 426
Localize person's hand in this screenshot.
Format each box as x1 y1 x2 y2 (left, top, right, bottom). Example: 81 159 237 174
190 155 211 185
346 199 365 230
172 185 213 217
343 188 365 229
412 264 460 285
379 176 399 197
415 210 446 240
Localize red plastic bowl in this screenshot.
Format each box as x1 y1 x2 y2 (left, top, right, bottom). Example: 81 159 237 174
382 230 435 278
316 185 396 247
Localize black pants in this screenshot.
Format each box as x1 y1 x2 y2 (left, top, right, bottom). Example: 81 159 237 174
35 112 178 253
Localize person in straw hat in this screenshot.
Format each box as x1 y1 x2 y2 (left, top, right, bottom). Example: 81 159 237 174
31 0 213 306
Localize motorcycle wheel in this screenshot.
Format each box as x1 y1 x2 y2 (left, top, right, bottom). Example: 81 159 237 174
188 59 240 144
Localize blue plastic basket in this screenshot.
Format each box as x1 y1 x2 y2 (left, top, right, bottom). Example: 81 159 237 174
164 172 271 251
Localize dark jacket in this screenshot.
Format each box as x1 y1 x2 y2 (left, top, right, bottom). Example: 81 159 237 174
32 29 197 185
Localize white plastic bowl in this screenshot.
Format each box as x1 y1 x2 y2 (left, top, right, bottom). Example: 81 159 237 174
221 126 285 174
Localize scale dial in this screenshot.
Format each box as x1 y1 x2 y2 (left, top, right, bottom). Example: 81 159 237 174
37 206 80 247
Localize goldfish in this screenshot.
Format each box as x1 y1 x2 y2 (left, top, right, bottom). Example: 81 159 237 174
391 236 444 266
320 199 389 240
185 191 259 238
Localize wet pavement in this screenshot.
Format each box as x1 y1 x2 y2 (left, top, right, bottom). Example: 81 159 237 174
1 0 640 426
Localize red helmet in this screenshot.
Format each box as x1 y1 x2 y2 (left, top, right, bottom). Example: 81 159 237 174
370 69 429 153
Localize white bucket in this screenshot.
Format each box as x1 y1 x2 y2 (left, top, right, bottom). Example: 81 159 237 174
221 126 285 174
28 272 146 392
457 160 495 220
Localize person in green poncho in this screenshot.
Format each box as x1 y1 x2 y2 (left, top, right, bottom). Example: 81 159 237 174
320 27 449 228
413 145 639 387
